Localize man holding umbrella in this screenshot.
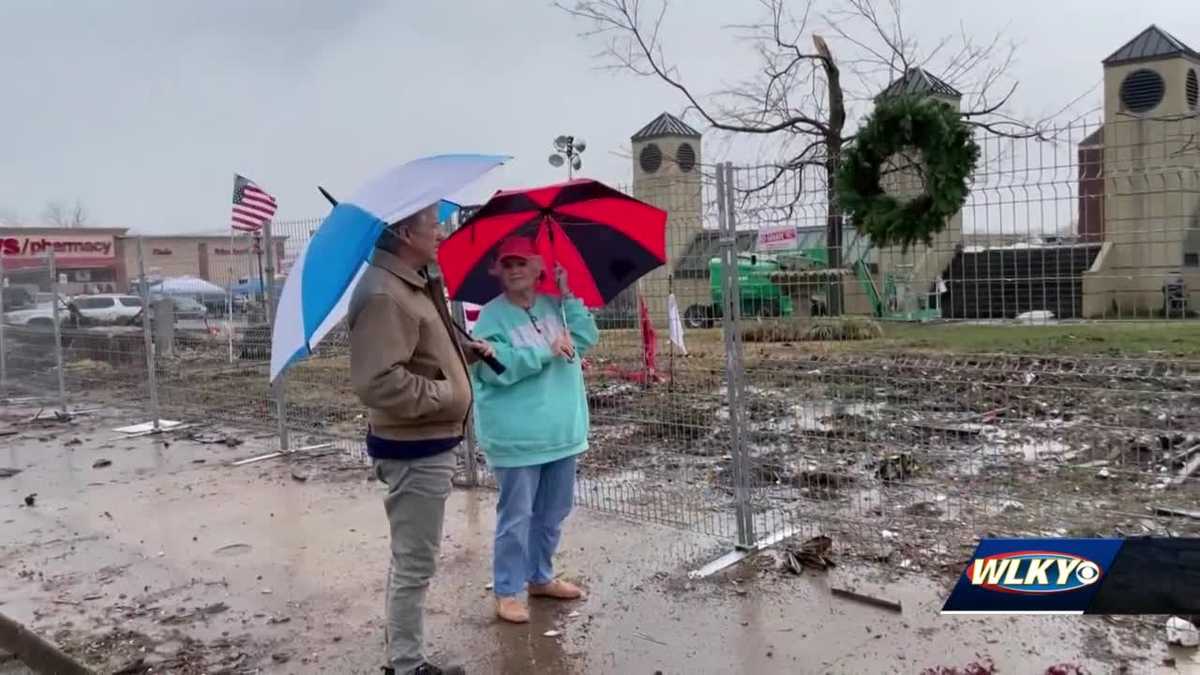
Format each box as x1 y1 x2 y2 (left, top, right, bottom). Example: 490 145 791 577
468 236 600 623
348 204 494 675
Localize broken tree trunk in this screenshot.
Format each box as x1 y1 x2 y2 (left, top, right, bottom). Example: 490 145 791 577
1169 453 1200 489
0 611 93 675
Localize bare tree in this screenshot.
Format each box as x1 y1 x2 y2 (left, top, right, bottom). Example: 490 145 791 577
42 199 89 228
558 0 1086 313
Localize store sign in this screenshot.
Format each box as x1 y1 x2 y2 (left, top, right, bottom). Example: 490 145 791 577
213 246 256 256
0 234 115 261
152 248 173 256
756 225 799 251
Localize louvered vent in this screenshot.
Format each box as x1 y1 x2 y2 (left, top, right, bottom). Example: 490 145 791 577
1187 69 1198 110
1120 69 1165 113
676 142 696 173
639 143 663 173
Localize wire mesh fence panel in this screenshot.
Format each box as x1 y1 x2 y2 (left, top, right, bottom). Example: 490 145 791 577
566 164 747 541
717 114 1200 567
153 227 286 433
1 256 63 406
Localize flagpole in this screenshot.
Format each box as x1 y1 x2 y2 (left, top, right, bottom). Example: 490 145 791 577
227 229 235 363
667 274 675 392
254 232 266 309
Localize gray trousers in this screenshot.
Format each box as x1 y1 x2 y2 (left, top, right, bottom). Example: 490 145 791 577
374 451 456 672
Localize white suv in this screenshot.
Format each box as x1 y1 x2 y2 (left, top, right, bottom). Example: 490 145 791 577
3 294 143 326
72 294 144 322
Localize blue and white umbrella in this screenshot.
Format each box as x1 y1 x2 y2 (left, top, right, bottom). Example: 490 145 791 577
269 153 509 382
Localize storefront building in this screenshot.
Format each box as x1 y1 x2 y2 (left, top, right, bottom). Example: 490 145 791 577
0 227 286 294
0 227 127 293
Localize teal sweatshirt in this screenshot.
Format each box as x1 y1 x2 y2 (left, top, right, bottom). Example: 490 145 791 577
470 294 599 469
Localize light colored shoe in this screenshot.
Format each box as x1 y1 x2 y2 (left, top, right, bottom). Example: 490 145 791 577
496 596 530 623
528 579 584 600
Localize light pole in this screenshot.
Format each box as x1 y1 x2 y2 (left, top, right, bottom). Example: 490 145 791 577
548 135 586 179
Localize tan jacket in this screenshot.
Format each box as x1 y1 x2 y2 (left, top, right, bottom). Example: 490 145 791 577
348 248 473 441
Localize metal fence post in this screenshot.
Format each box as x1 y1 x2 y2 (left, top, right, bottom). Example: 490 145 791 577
717 162 755 550
136 238 161 431
0 253 7 398
263 220 290 452
48 251 67 416
450 298 479 487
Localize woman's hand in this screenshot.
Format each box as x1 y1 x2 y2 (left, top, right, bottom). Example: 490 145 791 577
551 334 576 360
556 264 571 298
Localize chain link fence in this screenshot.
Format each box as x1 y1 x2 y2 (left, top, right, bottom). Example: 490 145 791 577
3 116 1198 570
1 254 65 412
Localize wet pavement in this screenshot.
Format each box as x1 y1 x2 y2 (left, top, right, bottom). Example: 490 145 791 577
1 403 1196 674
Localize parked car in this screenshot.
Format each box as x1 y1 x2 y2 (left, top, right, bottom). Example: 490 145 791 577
71 294 144 323
150 294 208 320
3 295 71 327
1 287 35 312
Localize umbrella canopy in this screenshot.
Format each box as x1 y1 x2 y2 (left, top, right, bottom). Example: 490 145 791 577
269 154 509 382
152 276 226 296
438 179 667 307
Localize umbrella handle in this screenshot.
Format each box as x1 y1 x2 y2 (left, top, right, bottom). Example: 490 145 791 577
450 319 506 375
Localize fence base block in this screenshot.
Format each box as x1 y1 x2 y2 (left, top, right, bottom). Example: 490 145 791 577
687 524 807 579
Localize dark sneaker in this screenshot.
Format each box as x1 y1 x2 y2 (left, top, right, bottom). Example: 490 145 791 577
381 661 465 675
413 664 465 675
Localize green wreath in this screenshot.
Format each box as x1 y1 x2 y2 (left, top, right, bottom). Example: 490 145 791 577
835 96 980 251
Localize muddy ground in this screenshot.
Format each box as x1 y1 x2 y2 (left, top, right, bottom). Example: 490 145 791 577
2 403 1196 674
580 349 1200 576
9 329 1200 577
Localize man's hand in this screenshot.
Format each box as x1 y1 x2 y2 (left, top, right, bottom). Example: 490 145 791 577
465 340 495 360
551 334 576 360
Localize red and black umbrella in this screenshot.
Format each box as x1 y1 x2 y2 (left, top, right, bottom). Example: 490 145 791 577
438 179 667 307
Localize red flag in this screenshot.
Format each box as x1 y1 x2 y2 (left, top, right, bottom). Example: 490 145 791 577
639 293 657 376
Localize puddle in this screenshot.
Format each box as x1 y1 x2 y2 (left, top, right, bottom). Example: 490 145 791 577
792 400 885 432
1019 439 1072 462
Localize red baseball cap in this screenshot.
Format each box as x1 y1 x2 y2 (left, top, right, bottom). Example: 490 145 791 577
496 236 539 262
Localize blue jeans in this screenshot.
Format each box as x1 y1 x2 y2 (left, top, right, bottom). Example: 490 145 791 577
493 455 577 597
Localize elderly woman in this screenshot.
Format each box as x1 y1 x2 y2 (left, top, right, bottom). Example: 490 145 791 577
468 235 599 624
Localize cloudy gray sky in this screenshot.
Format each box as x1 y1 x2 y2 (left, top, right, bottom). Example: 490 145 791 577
1 0 1197 233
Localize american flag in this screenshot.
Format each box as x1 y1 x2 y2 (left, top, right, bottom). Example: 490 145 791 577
231 174 278 232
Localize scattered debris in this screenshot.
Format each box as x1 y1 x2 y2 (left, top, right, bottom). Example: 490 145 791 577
92 458 112 469
290 470 309 482
542 630 561 638
24 493 36 507
0 467 22 478
830 587 902 613
64 438 82 446
783 535 835 574
877 453 918 481
919 659 996 675
271 653 290 664
1153 506 1200 521
567 611 581 619
1096 468 1112 480
185 432 243 447
1044 665 1089 675
1169 454 1200 489
1167 616 1199 648
113 420 184 435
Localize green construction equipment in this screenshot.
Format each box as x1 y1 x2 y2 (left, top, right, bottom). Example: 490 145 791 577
684 229 941 327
